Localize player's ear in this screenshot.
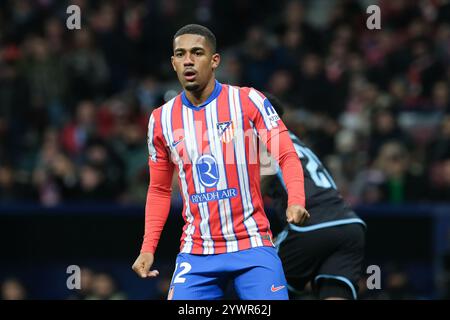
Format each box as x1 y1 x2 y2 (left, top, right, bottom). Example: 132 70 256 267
171 56 177 72
211 53 220 70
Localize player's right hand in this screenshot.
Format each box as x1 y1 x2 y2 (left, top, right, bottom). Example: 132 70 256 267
132 252 160 278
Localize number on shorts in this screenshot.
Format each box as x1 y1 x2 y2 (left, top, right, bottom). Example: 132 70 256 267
173 262 192 284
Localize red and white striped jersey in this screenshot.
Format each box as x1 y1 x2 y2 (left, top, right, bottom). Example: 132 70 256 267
143 81 305 255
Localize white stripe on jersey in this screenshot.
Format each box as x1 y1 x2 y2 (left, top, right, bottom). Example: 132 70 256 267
205 100 239 252
229 86 263 247
183 106 215 254
248 89 276 130
147 113 157 161
159 99 195 253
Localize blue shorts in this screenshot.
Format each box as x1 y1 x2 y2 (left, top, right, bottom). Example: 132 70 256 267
167 246 289 300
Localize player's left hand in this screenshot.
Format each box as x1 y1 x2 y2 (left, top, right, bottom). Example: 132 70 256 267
286 205 310 225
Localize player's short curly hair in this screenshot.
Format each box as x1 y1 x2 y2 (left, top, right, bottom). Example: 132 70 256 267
173 24 217 53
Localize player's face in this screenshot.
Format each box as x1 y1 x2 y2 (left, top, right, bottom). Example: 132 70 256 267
172 34 220 92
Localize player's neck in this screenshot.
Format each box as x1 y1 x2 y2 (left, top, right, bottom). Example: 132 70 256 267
184 77 216 107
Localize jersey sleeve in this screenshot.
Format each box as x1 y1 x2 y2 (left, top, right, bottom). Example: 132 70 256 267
243 88 306 208
141 108 175 254
244 87 287 145
272 130 306 207
147 109 171 167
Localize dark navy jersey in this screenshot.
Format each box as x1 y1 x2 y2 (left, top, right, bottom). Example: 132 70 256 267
268 132 365 231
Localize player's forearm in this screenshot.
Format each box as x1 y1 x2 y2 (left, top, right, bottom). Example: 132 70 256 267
140 164 174 254
279 153 305 207
267 131 306 207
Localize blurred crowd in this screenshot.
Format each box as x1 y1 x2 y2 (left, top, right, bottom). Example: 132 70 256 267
1 268 128 300
3 262 450 300
0 0 449 207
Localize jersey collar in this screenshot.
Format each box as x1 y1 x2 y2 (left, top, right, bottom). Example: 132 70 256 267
181 80 222 110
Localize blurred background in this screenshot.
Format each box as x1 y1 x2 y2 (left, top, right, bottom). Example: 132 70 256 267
0 0 449 300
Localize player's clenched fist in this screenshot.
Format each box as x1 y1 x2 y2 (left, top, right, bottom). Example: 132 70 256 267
132 252 160 278
286 205 310 225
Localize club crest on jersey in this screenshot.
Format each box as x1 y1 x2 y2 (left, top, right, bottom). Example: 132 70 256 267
216 121 235 143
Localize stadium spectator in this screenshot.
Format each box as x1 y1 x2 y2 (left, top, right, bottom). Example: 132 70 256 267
64 28 110 103
238 25 278 90
368 107 412 159
61 100 98 156
382 267 416 300
85 272 126 300
429 157 450 202
67 267 95 300
428 114 450 163
373 141 426 203
1 278 27 300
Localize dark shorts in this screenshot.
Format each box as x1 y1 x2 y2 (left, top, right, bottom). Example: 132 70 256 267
276 223 366 300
